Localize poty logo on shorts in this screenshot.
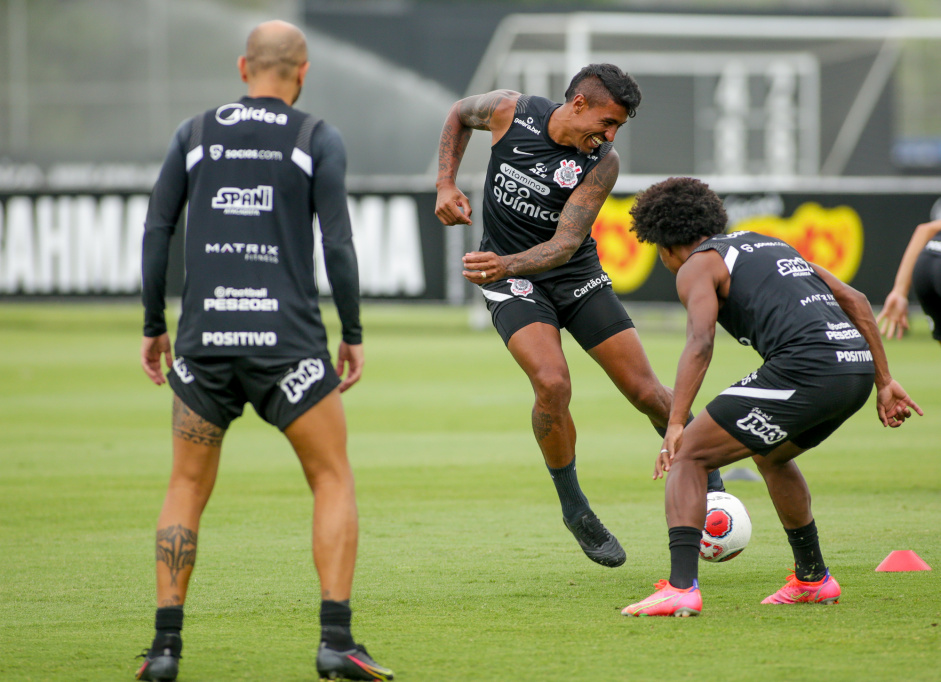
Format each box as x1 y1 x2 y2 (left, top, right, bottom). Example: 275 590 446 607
211 185 273 216
776 257 814 277
553 160 582 189
279 358 325 404
215 102 288 126
736 408 788 445
201 331 278 347
172 357 195 384
509 278 533 297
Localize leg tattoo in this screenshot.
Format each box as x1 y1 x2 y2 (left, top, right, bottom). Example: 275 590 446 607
172 396 224 447
156 525 197 587
533 410 554 442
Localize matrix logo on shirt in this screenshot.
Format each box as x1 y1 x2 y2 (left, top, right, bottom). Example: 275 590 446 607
211 185 273 216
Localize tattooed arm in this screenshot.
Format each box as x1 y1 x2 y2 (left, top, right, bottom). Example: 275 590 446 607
435 89 519 226
463 150 620 282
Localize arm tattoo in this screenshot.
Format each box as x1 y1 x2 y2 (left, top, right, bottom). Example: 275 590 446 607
172 395 225 447
505 153 619 277
438 91 511 183
156 524 197 587
458 91 507 130
533 410 554 442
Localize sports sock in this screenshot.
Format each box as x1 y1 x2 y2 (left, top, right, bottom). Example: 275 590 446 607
547 456 591 523
154 605 183 637
320 599 355 650
706 468 725 493
667 526 702 590
785 520 827 582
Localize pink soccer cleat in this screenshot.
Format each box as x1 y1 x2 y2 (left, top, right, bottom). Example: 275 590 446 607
761 569 841 605
622 579 702 617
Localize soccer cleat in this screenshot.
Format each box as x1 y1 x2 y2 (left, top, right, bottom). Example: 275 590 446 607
135 633 182 681
622 579 703 617
563 510 626 567
761 569 841 605
316 642 394 681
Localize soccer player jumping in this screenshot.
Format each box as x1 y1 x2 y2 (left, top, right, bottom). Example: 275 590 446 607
622 177 921 617
435 66 725 570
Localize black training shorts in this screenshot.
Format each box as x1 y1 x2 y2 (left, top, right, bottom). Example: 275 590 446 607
167 355 341 431
479 269 634 350
706 361 874 456
913 252 941 341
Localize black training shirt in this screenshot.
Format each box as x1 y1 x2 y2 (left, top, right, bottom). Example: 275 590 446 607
692 231 874 375
142 96 361 358
481 95 612 281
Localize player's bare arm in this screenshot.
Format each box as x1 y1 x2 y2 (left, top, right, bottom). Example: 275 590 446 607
463 151 619 283
812 264 923 426
435 90 519 227
654 252 724 478
877 219 941 338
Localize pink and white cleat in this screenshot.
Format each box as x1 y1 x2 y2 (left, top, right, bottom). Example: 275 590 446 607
761 569 841 605
622 579 702 617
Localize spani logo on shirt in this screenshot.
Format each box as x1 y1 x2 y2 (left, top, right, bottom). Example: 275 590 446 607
211 185 273 216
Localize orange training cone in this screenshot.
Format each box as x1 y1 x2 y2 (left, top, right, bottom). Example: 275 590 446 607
875 550 932 572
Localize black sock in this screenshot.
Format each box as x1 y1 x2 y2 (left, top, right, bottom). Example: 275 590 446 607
547 457 590 522
320 600 355 650
706 468 725 493
785 520 827 582
668 526 702 590
154 605 183 637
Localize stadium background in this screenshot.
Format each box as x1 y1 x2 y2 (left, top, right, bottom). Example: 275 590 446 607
2 3 940 681
4 0 941 305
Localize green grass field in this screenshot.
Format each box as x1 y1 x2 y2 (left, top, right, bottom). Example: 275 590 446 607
1 301 938 682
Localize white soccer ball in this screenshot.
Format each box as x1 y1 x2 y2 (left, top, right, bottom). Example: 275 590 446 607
700 491 752 562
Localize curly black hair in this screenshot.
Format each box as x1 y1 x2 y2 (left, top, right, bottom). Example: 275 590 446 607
629 177 728 248
564 63 641 119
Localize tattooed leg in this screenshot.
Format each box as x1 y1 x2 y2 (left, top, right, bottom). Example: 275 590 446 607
153 395 224 606
506 324 576 468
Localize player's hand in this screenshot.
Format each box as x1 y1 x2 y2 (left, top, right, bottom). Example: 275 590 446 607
336 341 364 393
654 423 685 480
876 290 910 339
462 251 507 284
434 184 473 226
141 334 173 386
876 379 923 427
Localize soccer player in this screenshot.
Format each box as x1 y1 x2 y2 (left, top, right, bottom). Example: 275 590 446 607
877 218 941 345
434 65 725 569
620 177 921 617
137 21 392 681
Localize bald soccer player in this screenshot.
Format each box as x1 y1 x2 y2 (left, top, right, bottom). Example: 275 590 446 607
136 21 392 682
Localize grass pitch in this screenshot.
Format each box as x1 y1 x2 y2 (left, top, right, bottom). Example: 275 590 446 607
0 301 938 681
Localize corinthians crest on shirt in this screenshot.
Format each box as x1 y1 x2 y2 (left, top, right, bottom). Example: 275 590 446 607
553 160 582 188
509 278 534 297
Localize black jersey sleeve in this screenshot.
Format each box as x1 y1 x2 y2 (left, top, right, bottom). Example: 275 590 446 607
142 119 191 337
311 122 362 345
